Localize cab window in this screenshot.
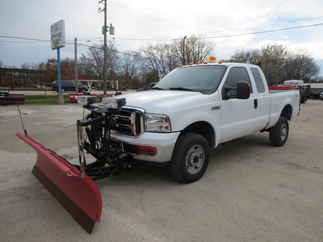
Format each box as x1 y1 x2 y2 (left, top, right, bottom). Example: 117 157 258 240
222 67 253 98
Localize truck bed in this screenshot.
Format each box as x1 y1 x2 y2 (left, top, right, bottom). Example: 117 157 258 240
266 88 300 129
269 89 298 94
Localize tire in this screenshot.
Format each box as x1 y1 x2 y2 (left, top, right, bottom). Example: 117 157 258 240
269 117 289 147
170 133 210 183
300 95 308 104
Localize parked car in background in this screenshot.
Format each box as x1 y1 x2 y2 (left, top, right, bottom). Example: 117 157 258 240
284 80 304 86
307 83 323 99
52 80 88 92
0 91 25 105
283 80 311 104
320 91 323 100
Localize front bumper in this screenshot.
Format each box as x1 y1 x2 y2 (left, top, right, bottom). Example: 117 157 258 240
111 132 180 163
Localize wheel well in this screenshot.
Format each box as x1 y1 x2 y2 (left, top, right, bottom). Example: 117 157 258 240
281 105 292 120
182 121 215 147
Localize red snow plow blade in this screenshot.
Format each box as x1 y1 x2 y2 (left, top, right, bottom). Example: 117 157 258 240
17 133 102 233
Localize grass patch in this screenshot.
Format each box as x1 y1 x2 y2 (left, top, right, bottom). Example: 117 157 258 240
25 95 70 105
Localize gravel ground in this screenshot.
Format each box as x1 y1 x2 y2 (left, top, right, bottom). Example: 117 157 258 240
0 100 323 242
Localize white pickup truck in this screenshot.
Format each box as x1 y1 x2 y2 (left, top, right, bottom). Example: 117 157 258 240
111 62 300 183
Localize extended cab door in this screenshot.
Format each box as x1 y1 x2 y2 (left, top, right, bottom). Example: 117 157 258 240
219 66 258 142
249 67 271 130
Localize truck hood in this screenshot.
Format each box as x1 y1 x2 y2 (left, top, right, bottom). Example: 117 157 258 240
119 90 207 114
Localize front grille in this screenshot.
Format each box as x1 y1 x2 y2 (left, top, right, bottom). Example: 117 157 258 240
112 108 142 136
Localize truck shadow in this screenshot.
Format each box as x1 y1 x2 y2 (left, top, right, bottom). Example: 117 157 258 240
207 134 272 169
97 134 272 188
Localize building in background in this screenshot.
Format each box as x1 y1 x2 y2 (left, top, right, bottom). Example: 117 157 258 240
0 67 48 89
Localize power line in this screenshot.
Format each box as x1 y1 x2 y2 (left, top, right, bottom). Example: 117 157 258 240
115 37 171 41
0 35 77 43
80 21 323 42
0 35 50 42
202 22 323 39
115 22 323 41
276 15 323 24
195 16 323 37
0 38 99 49
111 21 323 41
0 40 51 45
76 42 100 49
2 21 323 45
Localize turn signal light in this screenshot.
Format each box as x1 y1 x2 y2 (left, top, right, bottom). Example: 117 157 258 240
208 56 217 62
134 145 157 156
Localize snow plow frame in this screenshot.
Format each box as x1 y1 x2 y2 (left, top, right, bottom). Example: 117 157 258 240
16 97 132 233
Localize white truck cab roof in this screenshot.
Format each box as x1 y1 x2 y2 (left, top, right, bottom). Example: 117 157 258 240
183 62 260 69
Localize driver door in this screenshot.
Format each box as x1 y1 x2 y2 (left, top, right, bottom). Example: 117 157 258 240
219 67 256 142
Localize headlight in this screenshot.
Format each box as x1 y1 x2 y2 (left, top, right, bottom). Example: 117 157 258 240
144 113 171 133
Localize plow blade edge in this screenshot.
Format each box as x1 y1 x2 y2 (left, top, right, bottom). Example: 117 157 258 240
17 133 102 233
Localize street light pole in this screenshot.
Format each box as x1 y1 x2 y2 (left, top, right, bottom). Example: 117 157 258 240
57 47 64 104
183 35 187 65
74 37 79 93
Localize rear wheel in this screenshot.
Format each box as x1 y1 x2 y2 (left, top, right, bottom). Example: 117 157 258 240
170 133 210 183
269 117 289 146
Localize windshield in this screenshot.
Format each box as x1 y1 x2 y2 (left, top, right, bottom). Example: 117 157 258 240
154 65 226 92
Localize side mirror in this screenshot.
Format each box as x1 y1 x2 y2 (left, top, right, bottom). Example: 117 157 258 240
237 82 251 99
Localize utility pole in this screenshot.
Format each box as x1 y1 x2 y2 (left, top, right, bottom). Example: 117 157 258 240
99 0 108 95
74 37 79 93
99 0 115 95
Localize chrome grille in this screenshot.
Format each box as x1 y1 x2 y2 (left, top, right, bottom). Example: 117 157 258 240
112 108 142 136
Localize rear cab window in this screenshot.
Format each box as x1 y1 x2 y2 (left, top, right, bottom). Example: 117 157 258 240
251 67 266 93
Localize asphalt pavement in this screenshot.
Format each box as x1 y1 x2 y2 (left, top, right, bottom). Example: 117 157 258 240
0 101 323 242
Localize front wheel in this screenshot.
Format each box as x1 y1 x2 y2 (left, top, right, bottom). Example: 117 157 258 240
170 133 210 183
269 117 289 146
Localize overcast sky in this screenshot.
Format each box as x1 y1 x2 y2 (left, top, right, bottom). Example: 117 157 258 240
1 0 323 73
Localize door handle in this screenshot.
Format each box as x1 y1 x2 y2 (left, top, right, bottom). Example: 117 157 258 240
211 105 221 110
254 99 258 109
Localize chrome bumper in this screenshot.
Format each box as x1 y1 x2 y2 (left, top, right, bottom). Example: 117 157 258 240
111 132 180 163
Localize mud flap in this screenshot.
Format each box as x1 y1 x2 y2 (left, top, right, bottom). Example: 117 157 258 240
17 133 102 233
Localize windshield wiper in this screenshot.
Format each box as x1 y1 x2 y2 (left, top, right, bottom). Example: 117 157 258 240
168 87 197 92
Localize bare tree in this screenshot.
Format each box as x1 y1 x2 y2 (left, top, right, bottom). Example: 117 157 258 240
117 51 146 88
80 41 119 81
284 54 319 81
142 43 178 77
231 49 261 64
21 63 32 69
261 45 288 84
142 36 213 79
119 52 143 79
78 55 98 79
173 35 213 65
231 44 320 84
